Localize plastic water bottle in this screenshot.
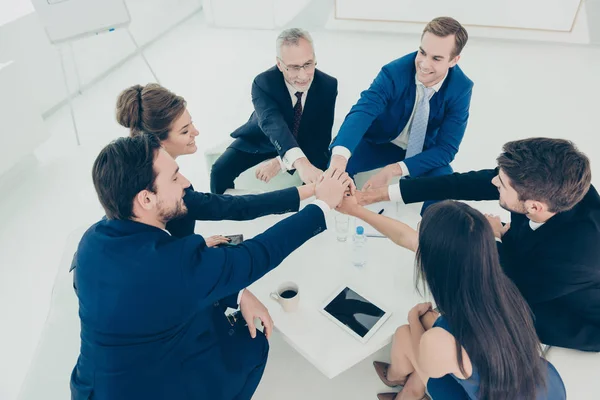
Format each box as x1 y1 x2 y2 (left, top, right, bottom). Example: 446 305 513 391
352 226 367 267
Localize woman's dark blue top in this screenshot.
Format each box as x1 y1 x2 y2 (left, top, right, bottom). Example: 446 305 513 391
426 316 566 400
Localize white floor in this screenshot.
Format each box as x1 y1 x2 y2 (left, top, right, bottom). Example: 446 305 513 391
1 10 600 400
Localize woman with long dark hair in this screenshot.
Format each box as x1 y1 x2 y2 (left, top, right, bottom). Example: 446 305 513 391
337 198 565 400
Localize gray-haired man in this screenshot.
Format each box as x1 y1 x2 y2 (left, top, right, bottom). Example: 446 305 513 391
210 28 338 194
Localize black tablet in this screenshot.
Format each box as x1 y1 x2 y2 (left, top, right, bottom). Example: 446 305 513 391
321 286 391 343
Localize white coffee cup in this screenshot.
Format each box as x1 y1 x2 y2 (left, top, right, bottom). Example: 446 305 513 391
270 282 300 312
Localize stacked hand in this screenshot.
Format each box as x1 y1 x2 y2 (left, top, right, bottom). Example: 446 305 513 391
328 154 348 172
240 289 274 339
315 168 354 208
295 158 323 185
336 191 360 215
362 163 401 191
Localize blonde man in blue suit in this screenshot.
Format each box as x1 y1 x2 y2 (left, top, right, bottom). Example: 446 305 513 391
329 17 473 212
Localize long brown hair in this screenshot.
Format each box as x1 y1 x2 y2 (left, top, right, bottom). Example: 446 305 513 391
417 201 546 400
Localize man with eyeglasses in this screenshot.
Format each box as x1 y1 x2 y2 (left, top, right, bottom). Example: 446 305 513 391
210 28 338 194
329 17 473 214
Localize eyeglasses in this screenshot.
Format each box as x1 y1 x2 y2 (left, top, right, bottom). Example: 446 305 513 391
278 58 317 75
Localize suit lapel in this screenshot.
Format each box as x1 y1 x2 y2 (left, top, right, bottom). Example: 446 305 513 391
428 68 452 122
428 87 444 122
274 69 295 123
300 72 320 128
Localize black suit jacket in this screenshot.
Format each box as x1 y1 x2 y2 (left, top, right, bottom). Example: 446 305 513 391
229 66 338 170
399 169 600 351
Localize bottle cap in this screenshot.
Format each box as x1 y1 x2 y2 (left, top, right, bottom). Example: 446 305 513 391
356 226 364 235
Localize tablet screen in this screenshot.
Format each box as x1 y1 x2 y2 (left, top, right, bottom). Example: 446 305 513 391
323 287 386 338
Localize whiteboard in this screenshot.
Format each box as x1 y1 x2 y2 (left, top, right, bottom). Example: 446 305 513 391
31 0 131 44
335 0 582 32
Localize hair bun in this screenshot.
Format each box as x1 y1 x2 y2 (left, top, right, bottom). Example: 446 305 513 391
116 84 144 134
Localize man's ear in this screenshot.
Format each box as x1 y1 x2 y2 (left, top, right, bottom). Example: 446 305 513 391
276 57 283 72
525 200 547 214
135 190 155 211
449 54 460 68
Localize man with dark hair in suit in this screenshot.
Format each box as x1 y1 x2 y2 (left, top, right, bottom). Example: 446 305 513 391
328 17 473 213
357 137 600 352
69 134 352 400
210 28 338 194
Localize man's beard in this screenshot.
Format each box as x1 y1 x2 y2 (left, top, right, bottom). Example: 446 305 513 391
159 199 188 222
499 199 528 215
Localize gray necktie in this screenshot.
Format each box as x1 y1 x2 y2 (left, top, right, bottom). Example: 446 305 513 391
405 85 435 158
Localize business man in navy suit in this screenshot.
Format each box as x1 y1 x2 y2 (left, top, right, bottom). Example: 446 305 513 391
210 28 338 194
69 135 351 400
329 17 473 210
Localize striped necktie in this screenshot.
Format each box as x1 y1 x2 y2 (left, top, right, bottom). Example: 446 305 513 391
405 85 435 158
292 91 303 138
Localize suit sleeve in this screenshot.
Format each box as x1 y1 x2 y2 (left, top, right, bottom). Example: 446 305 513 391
179 204 327 307
183 187 299 221
330 66 395 154
403 87 473 177
400 169 500 204
251 77 298 158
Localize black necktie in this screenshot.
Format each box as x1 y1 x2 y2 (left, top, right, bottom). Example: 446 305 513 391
292 92 303 138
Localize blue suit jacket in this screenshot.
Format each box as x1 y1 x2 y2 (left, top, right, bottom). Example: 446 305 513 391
230 67 338 170
331 52 473 177
70 188 325 399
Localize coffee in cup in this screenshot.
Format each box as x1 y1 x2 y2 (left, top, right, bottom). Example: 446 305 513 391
270 282 300 312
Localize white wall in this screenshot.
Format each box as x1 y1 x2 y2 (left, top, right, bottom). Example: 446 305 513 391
330 0 593 44
0 61 48 176
0 0 202 117
335 0 581 31
203 0 311 29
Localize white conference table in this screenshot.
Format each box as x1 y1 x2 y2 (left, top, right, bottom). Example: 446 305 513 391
198 197 427 379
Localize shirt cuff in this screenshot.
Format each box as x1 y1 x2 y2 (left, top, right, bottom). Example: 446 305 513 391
332 146 351 160
237 289 245 306
388 184 405 204
310 199 331 225
282 147 306 170
398 161 410 177
275 156 286 172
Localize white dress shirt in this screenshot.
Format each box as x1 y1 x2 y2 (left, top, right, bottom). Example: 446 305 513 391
275 80 313 171
332 73 446 177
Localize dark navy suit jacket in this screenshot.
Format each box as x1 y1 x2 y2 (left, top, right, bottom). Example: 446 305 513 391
331 52 474 177
230 66 338 170
398 169 600 351
70 187 327 399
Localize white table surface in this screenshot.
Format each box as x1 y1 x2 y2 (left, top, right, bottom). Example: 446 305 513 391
198 198 427 379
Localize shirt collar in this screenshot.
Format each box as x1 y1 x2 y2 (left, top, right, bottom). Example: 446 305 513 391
529 220 545 231
284 79 312 99
414 72 447 93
